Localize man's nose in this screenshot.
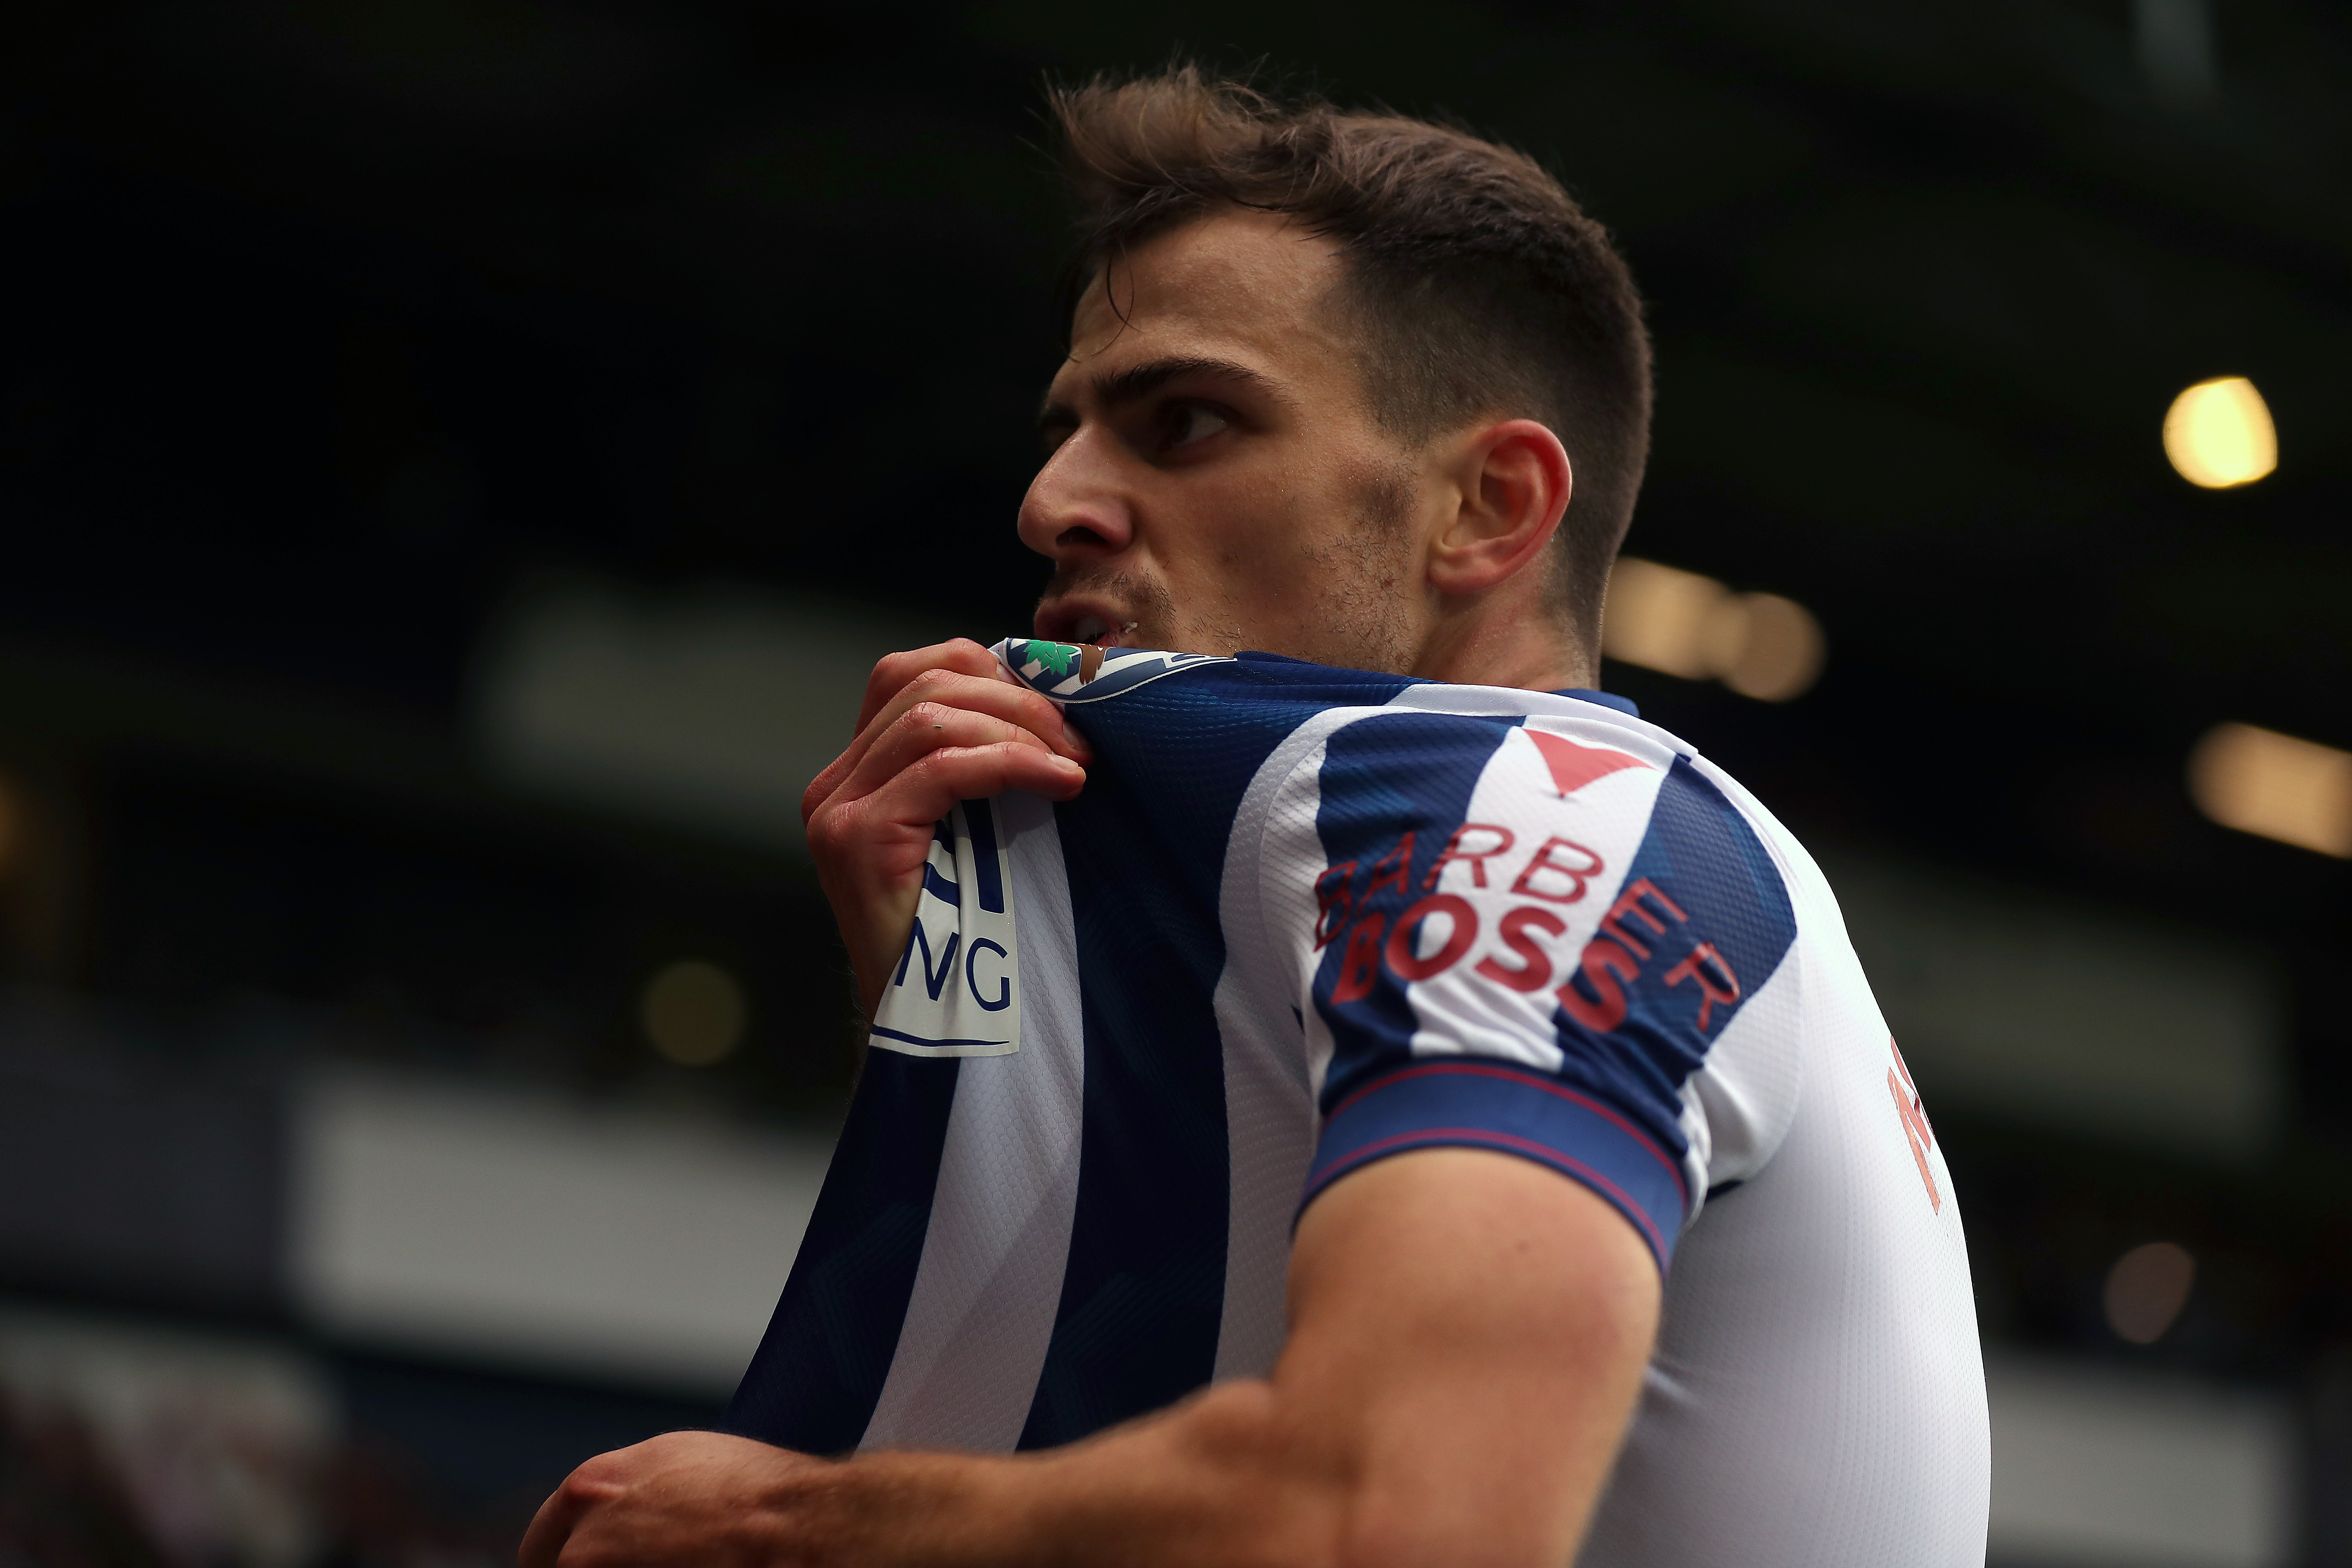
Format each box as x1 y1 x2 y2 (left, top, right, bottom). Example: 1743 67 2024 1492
1017 429 1136 562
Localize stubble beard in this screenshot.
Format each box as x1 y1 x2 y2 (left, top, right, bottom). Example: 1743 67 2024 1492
1295 458 1421 674
1033 464 1422 669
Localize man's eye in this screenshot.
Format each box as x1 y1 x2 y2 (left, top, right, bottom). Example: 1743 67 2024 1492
1166 404 1231 448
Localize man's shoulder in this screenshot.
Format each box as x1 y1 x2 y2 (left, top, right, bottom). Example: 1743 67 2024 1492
985 639 1798 895
1272 680 1809 1002
992 637 1671 744
1277 675 1703 815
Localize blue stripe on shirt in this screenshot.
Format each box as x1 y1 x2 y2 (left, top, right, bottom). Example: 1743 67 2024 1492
1304 739 1797 1273
1018 655 1418 1446
724 1052 961 1453
1545 757 1797 1147
1308 711 1521 1109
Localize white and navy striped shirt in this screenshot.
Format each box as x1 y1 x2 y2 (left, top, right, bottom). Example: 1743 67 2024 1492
730 642 1989 1567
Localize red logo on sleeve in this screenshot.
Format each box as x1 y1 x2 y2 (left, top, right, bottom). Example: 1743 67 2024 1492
1888 1039 1940 1214
1523 729 1651 796
1317 828 1745 1046
1309 734 1749 1050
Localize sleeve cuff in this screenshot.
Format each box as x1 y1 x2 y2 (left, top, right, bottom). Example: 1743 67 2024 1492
1301 1061 1690 1271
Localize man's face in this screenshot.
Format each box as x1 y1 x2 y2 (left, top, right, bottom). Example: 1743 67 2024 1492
1023 210 1434 670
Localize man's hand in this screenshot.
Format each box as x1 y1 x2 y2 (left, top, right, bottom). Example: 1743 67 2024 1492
803 638 1090 1021
519 1431 818 1568
518 1424 1034 1568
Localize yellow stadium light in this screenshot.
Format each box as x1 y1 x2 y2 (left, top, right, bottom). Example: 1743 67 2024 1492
2163 377 2276 489
1718 593 1825 703
2187 722 2352 858
1602 559 1825 701
642 958 750 1066
1602 558 1727 680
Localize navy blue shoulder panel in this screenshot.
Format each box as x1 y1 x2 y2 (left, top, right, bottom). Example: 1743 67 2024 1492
1550 756 1798 1112
1300 746 1796 1272
725 1052 960 1453
1306 708 1523 1109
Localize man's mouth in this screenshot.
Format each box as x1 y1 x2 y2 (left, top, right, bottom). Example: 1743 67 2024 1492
1040 603 1142 648
1037 564 1171 651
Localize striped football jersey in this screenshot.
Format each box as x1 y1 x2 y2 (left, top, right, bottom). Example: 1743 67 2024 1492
728 641 1989 1567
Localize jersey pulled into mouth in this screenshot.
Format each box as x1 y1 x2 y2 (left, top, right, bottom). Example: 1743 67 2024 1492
1017 639 1107 684
1063 614 1140 648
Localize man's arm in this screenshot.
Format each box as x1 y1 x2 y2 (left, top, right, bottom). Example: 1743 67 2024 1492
520 1145 1658 1568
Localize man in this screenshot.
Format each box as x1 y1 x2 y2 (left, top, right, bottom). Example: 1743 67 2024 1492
523 68 1989 1567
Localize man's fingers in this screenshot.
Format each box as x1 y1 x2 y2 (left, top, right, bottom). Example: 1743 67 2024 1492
855 640 1006 734
518 1476 587 1568
809 738 1083 1021
802 643 1091 1024
870 669 1090 763
839 744 1087 846
839 704 1076 805
808 669 1088 826
822 746 1086 872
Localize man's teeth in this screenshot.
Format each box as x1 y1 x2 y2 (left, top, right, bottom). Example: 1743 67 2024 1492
1072 615 1109 643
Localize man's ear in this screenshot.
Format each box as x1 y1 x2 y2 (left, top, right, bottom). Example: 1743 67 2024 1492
1426 420 1573 597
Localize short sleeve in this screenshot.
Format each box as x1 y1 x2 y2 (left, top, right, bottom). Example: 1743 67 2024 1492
1283 710 1799 1271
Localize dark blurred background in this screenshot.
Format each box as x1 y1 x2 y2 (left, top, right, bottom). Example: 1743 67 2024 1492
0 1 2346 1564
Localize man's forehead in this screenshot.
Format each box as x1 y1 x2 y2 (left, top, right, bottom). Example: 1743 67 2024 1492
1055 211 1351 395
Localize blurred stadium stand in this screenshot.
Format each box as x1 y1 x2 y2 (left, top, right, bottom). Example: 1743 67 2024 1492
2 0 2349 1563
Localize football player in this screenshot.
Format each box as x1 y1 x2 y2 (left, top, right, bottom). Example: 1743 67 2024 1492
523 67 1987 1568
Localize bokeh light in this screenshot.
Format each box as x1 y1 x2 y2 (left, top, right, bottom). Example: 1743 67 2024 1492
2104 1241 2197 1345
2163 377 2277 489
2188 722 2352 858
1719 593 1826 702
1602 559 1825 701
1602 558 1726 680
640 959 748 1066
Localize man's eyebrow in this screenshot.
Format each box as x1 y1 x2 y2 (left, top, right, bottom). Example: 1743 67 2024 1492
1037 355 1289 426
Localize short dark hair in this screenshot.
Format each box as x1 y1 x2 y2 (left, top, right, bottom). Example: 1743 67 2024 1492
1049 64 1652 645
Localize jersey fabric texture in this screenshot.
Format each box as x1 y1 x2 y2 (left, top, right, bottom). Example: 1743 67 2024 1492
728 642 1990 1567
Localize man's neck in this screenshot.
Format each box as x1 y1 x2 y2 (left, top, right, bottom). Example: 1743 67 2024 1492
1410 601 1592 693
